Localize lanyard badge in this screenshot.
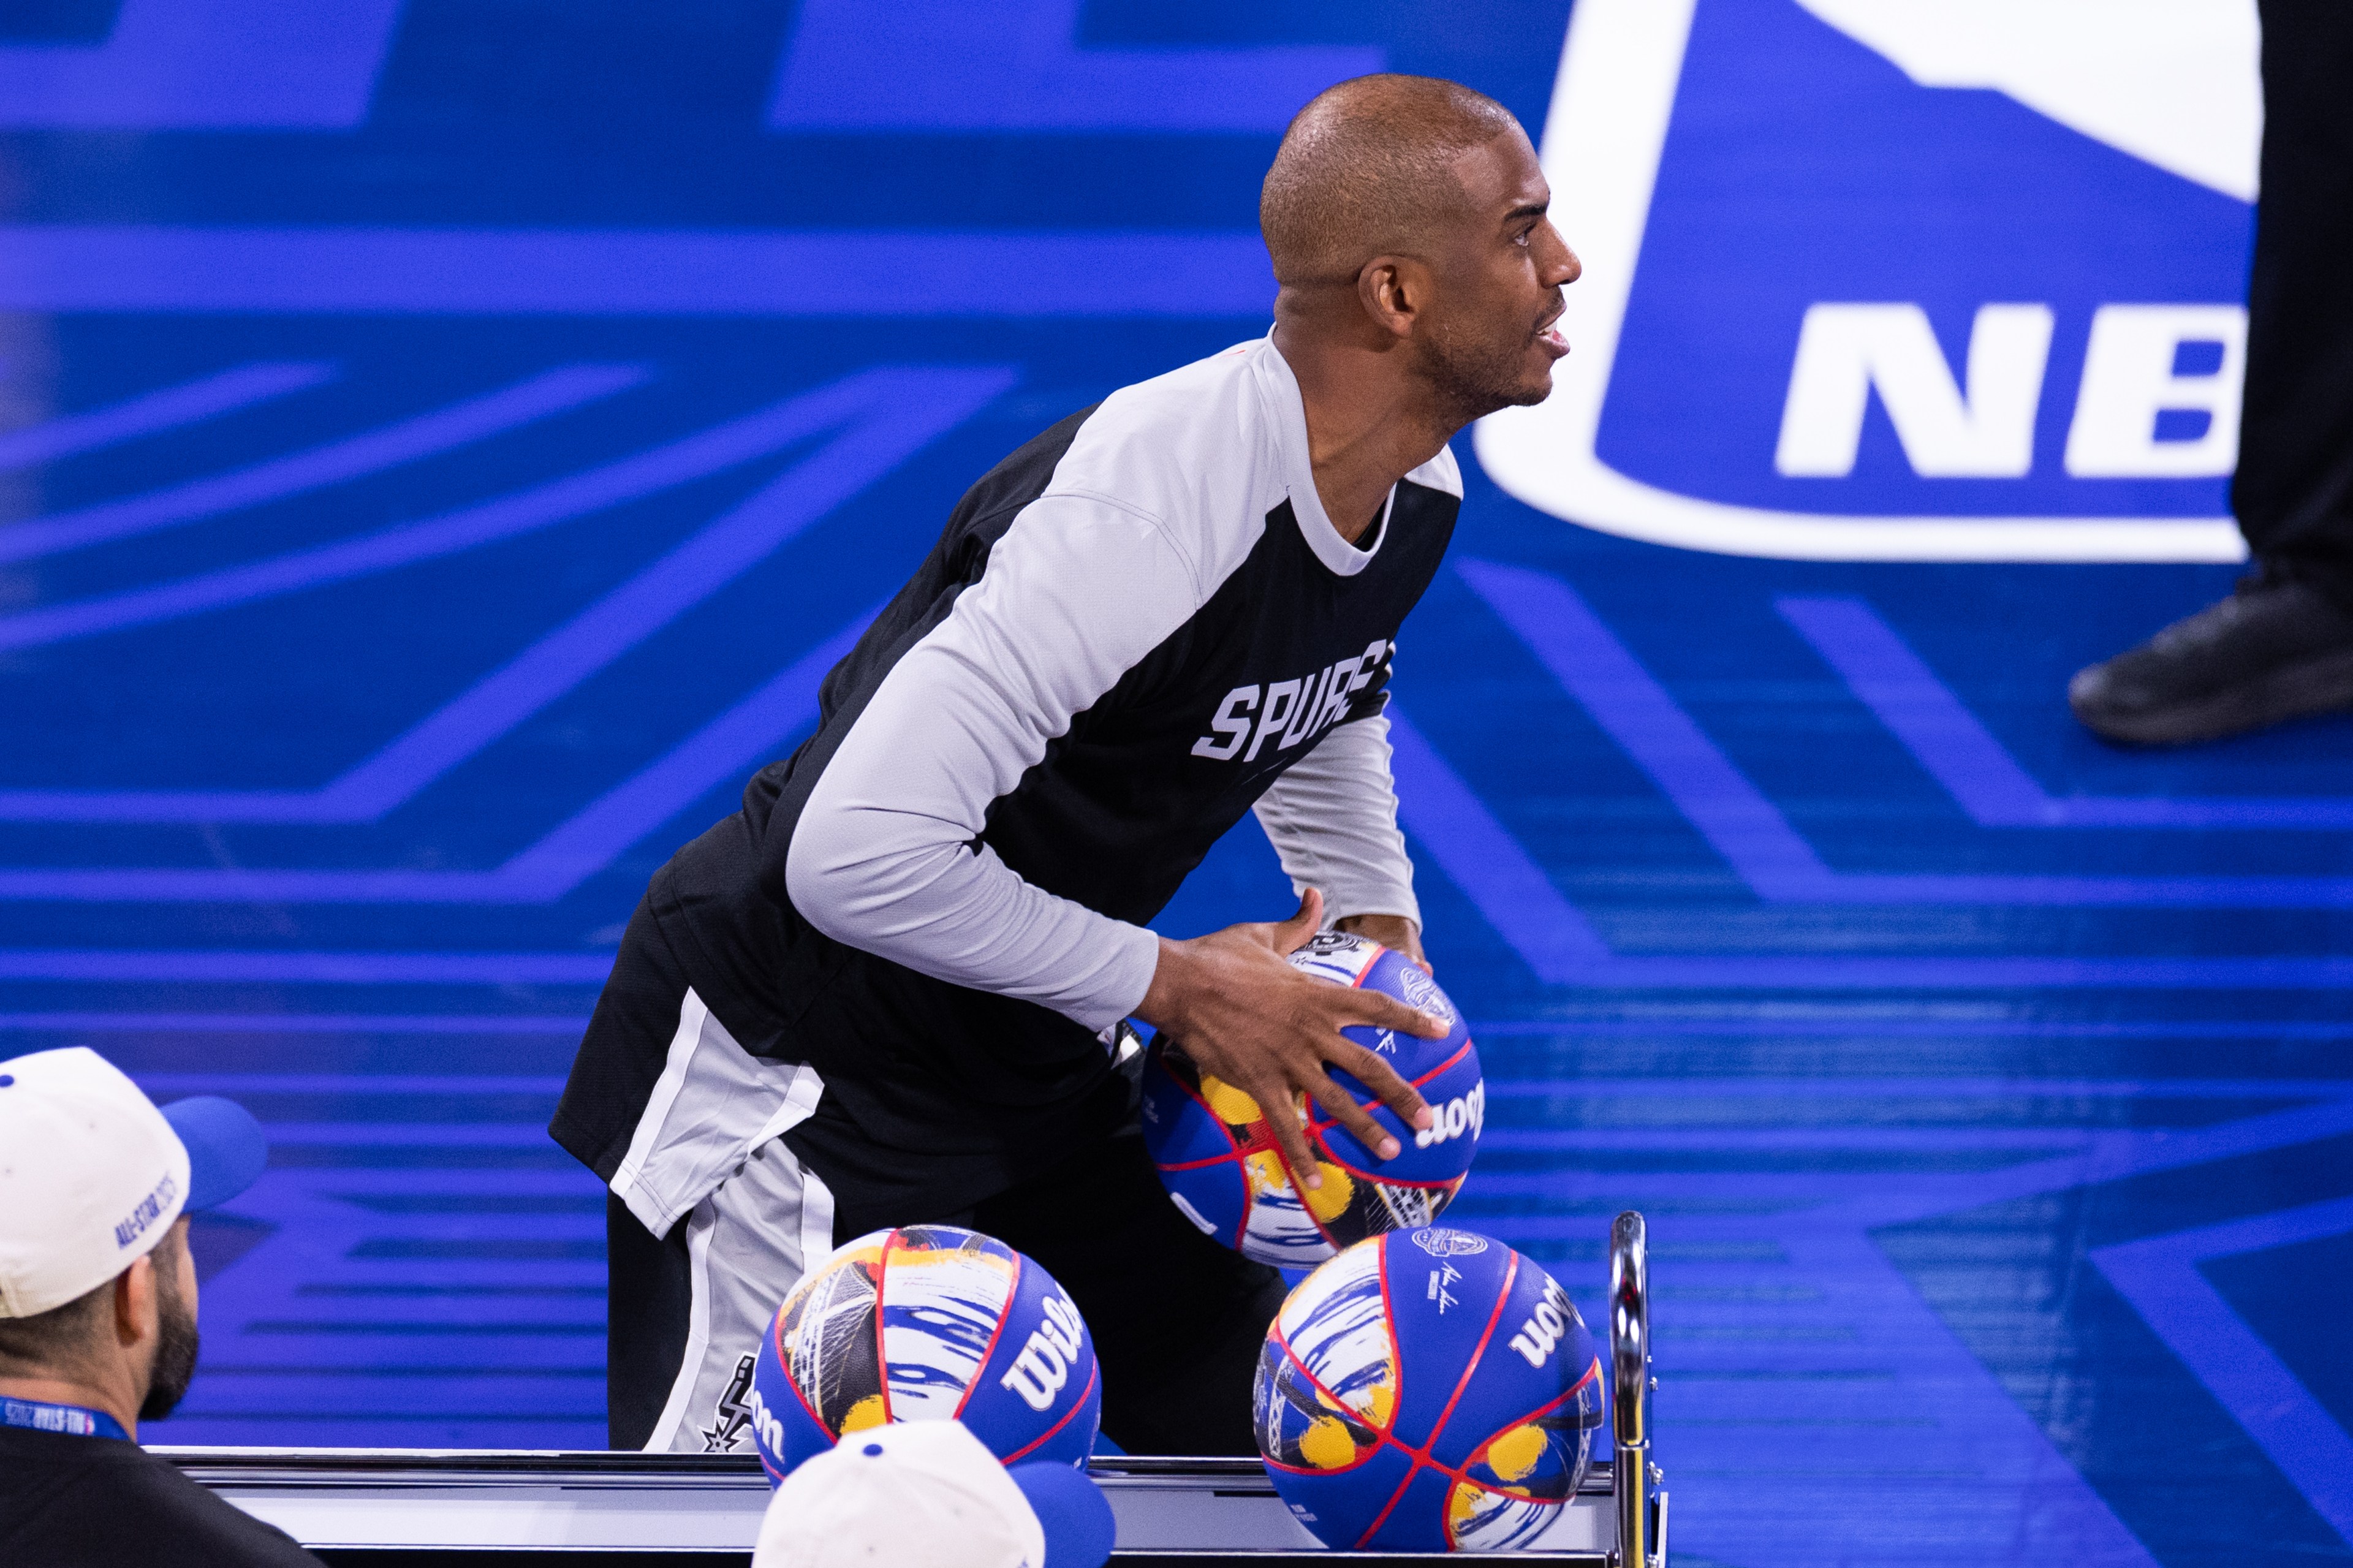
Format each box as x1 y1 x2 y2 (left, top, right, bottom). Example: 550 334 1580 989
1 1396 129 1441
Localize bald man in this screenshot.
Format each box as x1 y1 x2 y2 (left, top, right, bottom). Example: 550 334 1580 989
554 74 1582 1456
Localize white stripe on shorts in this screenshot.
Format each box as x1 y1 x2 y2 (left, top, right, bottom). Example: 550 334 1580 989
645 1135 840 1453
607 985 826 1238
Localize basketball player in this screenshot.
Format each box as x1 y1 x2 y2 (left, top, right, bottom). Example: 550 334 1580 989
552 74 1582 1455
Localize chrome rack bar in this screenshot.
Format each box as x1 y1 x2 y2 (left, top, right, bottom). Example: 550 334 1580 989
1610 1210 1666 1568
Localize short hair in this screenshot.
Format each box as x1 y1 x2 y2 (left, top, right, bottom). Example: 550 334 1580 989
1260 74 1524 287
0 1276 112 1371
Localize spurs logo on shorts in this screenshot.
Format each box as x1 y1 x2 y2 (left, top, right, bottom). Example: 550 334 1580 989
700 1354 759 1452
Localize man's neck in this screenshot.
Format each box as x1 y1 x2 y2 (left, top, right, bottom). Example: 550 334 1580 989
1271 317 1461 547
0 1373 138 1439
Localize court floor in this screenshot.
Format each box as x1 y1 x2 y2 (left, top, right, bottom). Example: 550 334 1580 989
2 320 2347 1566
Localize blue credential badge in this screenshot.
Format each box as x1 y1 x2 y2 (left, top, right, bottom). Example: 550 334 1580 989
1477 0 2260 561
2 1396 129 1441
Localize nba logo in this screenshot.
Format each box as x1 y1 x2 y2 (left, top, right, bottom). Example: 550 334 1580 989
1477 0 2260 562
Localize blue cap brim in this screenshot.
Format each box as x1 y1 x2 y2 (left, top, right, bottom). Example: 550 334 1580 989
162 1096 269 1211
1010 1462 1116 1568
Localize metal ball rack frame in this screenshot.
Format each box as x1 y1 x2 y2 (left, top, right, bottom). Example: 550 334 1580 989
1609 1210 1669 1568
160 1213 1668 1565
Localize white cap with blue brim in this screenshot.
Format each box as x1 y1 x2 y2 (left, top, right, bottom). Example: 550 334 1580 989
752 1417 1117 1568
0 1046 268 1319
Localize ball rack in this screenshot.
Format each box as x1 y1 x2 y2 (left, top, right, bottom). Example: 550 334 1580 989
158 1213 1668 1565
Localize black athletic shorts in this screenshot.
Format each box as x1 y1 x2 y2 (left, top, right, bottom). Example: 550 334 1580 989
559 898 1286 1455
605 1127 1287 1456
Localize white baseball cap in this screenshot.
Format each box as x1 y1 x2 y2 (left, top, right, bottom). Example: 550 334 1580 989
752 1419 1115 1568
0 1047 269 1319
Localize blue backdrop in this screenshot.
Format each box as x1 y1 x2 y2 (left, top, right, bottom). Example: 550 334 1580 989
1 3 2347 1565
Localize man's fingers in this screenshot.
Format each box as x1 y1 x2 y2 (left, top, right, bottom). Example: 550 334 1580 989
1339 988 1449 1040
1254 1083 1324 1188
1271 889 1325 955
1305 1069 1405 1162
1333 1043 1431 1134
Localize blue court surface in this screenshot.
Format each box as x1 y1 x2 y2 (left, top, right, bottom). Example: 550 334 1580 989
2 2 2348 1564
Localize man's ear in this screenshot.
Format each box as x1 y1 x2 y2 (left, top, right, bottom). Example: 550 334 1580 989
113 1252 156 1349
1355 256 1427 340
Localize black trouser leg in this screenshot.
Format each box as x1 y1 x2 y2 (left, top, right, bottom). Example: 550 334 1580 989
2235 0 2353 594
975 1134 1288 1456
604 1195 691 1451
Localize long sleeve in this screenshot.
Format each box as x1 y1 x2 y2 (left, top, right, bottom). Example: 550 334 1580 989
782 493 1202 1034
1251 711 1422 931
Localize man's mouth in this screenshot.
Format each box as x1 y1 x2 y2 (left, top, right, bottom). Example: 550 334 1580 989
1535 307 1570 357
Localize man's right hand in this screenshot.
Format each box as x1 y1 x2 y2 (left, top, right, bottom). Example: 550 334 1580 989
1135 889 1442 1189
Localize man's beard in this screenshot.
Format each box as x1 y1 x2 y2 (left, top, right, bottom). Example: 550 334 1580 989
140 1262 201 1423
1415 311 1553 426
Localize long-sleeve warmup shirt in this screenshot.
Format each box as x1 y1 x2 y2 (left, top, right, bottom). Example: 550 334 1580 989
553 333 1460 1220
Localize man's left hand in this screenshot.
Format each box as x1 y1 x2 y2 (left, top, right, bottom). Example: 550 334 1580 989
1335 912 1430 972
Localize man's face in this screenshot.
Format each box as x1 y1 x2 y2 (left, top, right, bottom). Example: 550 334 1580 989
1412 129 1582 420
139 1220 200 1423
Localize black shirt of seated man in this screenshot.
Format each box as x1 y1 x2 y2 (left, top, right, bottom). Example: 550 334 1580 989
0 1430 325 1568
0 1220 324 1568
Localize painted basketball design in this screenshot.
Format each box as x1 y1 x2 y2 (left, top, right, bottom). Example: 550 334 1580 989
745 1224 1099 1483
1255 1227 1604 1553
1142 931 1483 1267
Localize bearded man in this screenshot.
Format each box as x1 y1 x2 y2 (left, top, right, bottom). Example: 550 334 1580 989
553 73 1583 1455
0 1050 305 1566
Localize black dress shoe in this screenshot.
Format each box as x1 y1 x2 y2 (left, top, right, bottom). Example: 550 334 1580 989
2069 569 2353 746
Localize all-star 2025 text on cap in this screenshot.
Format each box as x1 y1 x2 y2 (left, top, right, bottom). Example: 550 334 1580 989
0 1047 268 1320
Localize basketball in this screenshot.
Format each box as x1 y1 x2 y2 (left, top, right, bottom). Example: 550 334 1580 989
1140 931 1483 1267
744 1224 1101 1483
1254 1226 1604 1553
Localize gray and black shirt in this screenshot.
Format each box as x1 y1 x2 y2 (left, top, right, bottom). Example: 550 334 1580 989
554 333 1457 1224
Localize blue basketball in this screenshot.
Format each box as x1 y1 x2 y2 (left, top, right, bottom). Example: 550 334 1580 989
745 1224 1101 1485
1141 931 1483 1268
1254 1227 1605 1553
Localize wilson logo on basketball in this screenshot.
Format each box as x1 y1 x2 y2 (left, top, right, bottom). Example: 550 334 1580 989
743 1383 785 1458
1411 1081 1485 1151
1509 1278 1579 1369
998 1292 1088 1412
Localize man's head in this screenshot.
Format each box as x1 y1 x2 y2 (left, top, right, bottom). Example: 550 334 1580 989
0 1049 265 1435
0 1214 202 1423
1261 74 1581 421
